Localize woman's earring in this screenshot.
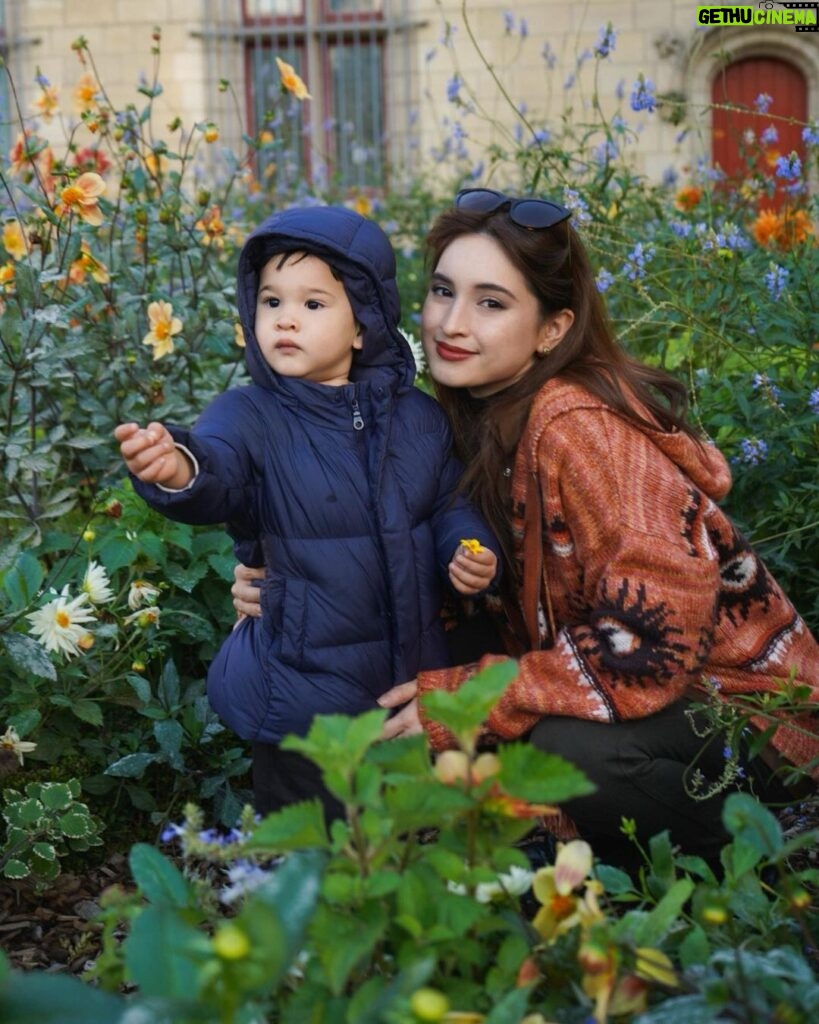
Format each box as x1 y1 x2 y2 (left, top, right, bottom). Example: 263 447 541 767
538 345 551 356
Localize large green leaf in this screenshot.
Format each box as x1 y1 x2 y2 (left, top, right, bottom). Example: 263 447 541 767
0 971 129 1023
2 633 56 681
128 842 196 908
244 800 329 853
421 659 518 742
497 742 595 803
124 905 208 998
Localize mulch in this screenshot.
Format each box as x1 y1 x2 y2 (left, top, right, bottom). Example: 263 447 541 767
2 797 817 976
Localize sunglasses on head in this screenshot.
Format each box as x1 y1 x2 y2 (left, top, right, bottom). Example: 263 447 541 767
455 188 572 229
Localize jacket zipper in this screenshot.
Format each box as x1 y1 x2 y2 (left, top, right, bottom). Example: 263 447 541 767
351 396 364 431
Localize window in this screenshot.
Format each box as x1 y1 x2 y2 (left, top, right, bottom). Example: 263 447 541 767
243 0 388 190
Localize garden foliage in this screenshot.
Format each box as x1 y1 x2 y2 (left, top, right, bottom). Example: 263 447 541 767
0 13 818 1021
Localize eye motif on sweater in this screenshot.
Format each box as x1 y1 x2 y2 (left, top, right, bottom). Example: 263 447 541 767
681 488 718 560
547 515 575 558
712 529 777 626
586 579 688 685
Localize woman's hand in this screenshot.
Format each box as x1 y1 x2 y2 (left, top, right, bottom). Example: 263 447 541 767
378 680 423 739
232 563 264 622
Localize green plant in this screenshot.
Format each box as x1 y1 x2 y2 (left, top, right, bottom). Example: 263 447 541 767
1 665 817 1022
0 778 103 884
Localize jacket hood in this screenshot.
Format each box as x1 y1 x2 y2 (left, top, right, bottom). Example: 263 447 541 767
236 204 416 390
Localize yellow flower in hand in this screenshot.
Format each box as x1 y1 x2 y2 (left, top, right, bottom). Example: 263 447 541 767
460 538 484 555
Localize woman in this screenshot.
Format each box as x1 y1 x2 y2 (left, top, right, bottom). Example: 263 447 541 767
235 188 819 871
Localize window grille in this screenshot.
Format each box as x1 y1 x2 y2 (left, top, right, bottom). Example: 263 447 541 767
201 0 420 193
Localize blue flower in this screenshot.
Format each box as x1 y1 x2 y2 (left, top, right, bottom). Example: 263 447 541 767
563 187 591 224
503 10 515 33
764 263 788 301
662 167 679 188
541 43 557 69
809 388 819 415
519 18 529 39
596 269 615 293
774 152 801 180
760 125 778 145
671 220 692 238
630 75 656 113
803 122 819 147
738 438 769 465
622 242 655 281
446 74 461 103
754 92 773 113
594 23 617 60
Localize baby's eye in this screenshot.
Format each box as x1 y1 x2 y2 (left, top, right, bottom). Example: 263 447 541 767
305 299 323 310
262 296 279 309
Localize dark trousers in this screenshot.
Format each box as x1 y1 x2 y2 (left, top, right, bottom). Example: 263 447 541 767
528 698 796 874
252 742 345 826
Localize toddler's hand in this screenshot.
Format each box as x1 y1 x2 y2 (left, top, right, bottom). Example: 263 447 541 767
114 421 190 487
448 539 497 596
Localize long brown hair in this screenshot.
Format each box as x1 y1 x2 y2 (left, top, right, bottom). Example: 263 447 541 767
424 206 701 583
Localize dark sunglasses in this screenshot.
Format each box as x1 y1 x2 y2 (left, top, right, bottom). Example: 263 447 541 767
455 188 572 229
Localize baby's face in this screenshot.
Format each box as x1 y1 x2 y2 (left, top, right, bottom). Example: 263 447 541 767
255 252 361 386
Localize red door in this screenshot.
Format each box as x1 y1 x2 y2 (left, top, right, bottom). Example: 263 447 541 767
711 57 807 208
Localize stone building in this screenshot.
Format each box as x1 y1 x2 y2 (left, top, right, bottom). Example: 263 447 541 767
2 1 817 192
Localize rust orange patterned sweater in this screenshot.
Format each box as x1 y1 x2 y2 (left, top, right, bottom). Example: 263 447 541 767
418 379 819 777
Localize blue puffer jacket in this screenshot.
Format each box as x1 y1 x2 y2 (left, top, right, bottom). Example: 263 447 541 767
132 205 499 743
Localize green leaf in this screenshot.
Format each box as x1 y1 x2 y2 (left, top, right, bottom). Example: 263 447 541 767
420 659 518 743
158 658 180 708
498 742 595 803
2 859 30 880
722 792 783 859
164 560 208 593
283 710 386 774
314 900 388 995
38 782 76 811
32 842 57 861
58 811 94 839
153 718 183 756
245 800 329 853
252 848 326 951
124 905 207 998
484 986 532 1023
71 699 104 727
0 968 128 1022
633 877 694 947
2 633 57 681
3 797 44 827
1 551 44 609
105 752 158 778
128 843 196 908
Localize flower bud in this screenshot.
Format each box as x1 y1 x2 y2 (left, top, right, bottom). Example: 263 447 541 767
212 923 250 961
82 528 96 542
409 987 449 1022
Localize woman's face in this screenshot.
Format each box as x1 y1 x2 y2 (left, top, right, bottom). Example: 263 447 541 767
421 233 551 398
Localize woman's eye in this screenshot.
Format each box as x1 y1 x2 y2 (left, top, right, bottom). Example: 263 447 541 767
430 284 452 298
480 297 504 309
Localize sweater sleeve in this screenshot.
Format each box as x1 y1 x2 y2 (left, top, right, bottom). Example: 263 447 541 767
418 408 723 748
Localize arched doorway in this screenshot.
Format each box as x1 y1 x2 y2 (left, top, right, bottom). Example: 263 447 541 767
711 56 807 207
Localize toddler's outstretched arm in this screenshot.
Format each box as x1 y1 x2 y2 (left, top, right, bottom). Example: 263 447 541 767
115 421 194 490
